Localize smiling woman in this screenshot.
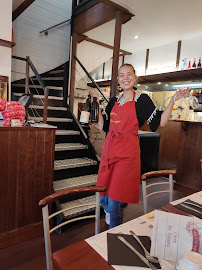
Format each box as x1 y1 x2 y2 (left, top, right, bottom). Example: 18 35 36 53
96 63 191 229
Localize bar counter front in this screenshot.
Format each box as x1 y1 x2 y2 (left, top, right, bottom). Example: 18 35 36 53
0 126 56 249
141 119 202 193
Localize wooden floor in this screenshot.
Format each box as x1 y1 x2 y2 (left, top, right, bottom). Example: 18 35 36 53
0 188 184 270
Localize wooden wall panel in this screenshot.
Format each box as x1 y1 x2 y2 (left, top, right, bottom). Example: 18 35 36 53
140 120 202 192
176 123 202 191
7 131 18 231
0 127 55 248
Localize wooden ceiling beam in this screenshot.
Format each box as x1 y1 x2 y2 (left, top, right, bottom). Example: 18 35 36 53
78 35 132 55
97 0 132 14
73 2 134 34
12 0 36 21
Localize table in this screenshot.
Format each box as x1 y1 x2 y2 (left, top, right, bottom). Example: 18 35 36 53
53 192 202 270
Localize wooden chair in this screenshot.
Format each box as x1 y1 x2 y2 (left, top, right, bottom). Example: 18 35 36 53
39 186 106 270
141 170 176 214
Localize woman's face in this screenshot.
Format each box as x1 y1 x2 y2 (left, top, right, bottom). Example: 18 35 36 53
118 65 137 91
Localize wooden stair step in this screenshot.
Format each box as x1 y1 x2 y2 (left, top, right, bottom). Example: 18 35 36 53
49 70 64 74
60 195 96 219
32 77 64 81
28 117 72 123
54 158 97 170
13 93 63 100
12 84 63 90
56 130 80 136
55 143 88 151
53 174 97 191
30 105 67 111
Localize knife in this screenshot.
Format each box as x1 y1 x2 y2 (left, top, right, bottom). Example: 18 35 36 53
181 203 202 215
117 236 150 267
183 201 202 210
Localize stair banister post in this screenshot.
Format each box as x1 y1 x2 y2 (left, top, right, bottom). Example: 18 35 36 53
25 56 29 94
111 11 123 98
43 86 49 124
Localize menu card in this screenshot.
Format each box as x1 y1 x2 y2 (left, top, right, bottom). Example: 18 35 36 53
150 210 202 262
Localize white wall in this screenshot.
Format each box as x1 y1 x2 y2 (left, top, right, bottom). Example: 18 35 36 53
0 0 12 98
12 0 72 81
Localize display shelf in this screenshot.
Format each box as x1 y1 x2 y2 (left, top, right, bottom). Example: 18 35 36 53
0 38 15 48
87 68 202 88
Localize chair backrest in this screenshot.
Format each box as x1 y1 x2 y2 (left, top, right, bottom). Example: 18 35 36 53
39 186 106 270
141 170 176 214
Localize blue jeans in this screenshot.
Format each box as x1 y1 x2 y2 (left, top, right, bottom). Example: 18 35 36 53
100 195 123 228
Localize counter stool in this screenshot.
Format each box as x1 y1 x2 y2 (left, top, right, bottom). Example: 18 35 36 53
141 170 176 214
39 186 106 270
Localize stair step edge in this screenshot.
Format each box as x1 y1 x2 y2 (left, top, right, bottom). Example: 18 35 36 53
55 143 88 151
60 195 96 219
28 117 72 123
29 105 67 111
56 130 80 136
12 84 63 90
53 174 98 191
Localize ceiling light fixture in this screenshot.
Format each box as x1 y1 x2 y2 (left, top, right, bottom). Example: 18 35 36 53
137 84 140 86
157 82 161 85
134 35 139 39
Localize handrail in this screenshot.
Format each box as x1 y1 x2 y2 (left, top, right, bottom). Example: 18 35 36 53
12 55 48 123
74 56 109 103
40 19 71 35
27 58 46 90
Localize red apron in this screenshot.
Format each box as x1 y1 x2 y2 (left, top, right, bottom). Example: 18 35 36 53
96 95 140 204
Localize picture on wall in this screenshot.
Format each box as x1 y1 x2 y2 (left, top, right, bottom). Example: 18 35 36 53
0 76 9 101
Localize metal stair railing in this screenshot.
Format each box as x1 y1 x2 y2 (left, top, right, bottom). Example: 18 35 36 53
12 55 49 123
40 19 71 36
74 56 109 103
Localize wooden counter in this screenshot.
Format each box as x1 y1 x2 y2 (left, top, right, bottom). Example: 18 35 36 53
140 120 202 193
0 127 56 249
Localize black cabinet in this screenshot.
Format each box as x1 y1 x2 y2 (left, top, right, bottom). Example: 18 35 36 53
138 130 160 174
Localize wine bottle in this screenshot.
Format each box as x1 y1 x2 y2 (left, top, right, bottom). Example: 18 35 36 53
192 58 196 69
79 93 91 125
187 60 191 69
182 58 187 70
197 57 201 68
90 96 99 123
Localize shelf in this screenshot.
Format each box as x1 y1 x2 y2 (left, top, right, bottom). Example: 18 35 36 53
138 68 202 85
0 38 15 48
87 68 202 88
87 79 111 88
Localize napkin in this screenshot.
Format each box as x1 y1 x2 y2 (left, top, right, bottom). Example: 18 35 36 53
107 233 161 268
175 199 202 219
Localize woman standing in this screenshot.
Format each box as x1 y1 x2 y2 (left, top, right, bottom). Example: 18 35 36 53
96 64 190 228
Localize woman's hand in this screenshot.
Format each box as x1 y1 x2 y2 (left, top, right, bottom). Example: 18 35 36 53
174 88 191 102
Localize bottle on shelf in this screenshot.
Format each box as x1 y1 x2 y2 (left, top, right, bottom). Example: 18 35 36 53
192 58 196 69
187 60 191 69
90 96 99 123
197 57 201 68
182 58 187 70
79 93 91 126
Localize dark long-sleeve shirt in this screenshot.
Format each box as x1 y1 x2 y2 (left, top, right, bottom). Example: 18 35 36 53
102 92 162 133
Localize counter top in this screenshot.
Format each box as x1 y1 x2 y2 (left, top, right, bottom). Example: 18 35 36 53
170 119 202 124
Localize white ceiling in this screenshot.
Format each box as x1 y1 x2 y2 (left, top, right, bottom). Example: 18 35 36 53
86 0 202 53
12 0 202 54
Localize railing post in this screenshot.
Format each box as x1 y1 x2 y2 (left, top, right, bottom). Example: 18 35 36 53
43 87 49 124
25 56 29 94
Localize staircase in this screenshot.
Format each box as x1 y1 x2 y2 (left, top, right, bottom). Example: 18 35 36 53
12 63 100 230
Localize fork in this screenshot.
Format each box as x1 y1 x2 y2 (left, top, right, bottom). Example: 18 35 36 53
130 230 159 264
